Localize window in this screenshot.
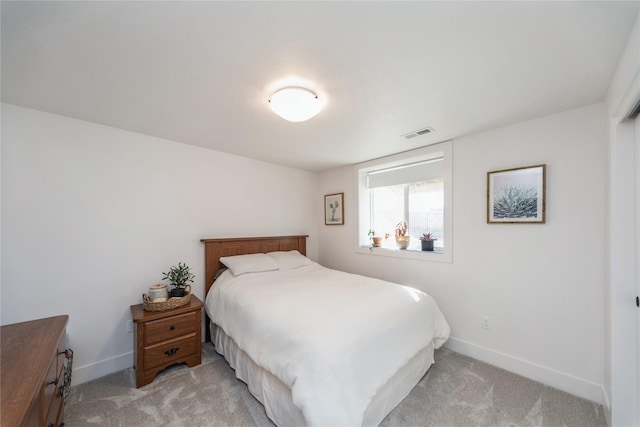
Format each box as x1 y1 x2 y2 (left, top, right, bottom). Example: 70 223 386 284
355 141 452 262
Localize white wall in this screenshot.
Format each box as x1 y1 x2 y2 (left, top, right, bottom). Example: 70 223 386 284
319 103 608 403
1 103 320 384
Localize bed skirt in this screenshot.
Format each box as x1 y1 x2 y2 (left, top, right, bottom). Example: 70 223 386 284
210 322 435 426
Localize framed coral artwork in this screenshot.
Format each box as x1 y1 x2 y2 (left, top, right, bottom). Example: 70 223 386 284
324 193 344 225
487 164 546 224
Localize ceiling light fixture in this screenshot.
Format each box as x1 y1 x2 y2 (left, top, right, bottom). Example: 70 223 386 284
268 86 323 122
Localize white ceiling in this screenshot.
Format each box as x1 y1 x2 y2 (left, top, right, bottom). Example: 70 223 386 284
2 1 638 172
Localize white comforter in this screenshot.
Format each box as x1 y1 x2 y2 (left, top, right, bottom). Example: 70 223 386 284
206 263 450 427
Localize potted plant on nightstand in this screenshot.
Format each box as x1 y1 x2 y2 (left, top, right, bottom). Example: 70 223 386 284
162 262 195 297
420 232 437 251
395 221 410 249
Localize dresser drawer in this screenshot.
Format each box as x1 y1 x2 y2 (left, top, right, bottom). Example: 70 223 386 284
40 355 59 421
144 333 198 369
143 311 197 346
44 384 64 427
41 336 67 426
56 337 66 372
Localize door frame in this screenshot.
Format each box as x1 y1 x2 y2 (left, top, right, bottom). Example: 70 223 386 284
609 113 639 426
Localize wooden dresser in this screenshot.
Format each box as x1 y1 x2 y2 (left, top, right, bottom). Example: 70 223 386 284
130 295 202 388
1 315 69 427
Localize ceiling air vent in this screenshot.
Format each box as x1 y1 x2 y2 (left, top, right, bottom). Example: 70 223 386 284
402 127 434 139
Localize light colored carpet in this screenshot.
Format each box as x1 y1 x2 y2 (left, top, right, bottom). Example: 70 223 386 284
65 344 606 426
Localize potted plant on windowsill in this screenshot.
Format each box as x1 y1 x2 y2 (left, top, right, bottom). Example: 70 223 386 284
368 229 385 250
420 232 437 251
162 262 195 297
395 221 410 250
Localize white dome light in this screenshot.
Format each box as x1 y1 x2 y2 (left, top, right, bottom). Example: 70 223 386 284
268 87 323 122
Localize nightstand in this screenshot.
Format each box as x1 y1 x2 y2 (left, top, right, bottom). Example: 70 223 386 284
130 295 203 388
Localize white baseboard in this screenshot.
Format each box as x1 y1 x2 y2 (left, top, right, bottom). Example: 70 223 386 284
443 337 607 405
72 351 133 385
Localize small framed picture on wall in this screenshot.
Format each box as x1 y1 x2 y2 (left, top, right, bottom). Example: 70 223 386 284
324 193 344 225
487 164 546 224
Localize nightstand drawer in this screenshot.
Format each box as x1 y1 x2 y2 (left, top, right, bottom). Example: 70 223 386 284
143 311 198 346
144 333 198 369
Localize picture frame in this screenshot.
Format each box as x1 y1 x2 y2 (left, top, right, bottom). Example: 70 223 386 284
487 164 546 224
324 192 344 225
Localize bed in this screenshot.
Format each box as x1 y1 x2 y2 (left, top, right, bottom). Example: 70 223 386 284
201 235 450 427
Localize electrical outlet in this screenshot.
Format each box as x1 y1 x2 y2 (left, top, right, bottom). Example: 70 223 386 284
127 320 134 333
482 316 491 330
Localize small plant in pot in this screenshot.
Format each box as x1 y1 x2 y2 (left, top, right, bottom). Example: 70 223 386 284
395 221 410 250
162 262 194 297
420 232 437 251
368 229 384 250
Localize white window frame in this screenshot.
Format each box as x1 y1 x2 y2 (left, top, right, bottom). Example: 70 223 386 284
354 141 453 263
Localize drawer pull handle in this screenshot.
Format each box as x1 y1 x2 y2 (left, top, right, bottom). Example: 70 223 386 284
165 347 180 357
47 378 58 386
170 325 175 330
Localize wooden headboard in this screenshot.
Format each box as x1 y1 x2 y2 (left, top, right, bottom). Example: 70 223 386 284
200 235 308 296
200 235 308 341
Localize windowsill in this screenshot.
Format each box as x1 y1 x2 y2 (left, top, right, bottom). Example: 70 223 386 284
354 245 452 263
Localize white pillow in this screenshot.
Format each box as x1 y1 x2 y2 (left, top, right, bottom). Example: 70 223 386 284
219 253 278 276
267 250 314 271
